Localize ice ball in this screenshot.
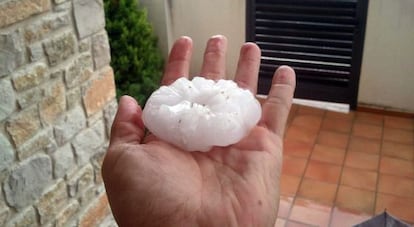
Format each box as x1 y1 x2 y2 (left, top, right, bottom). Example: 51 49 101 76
142 77 262 152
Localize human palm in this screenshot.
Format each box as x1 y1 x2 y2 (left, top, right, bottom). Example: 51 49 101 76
102 36 296 227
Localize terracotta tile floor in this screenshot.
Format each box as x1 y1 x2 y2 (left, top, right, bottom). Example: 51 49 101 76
277 104 414 226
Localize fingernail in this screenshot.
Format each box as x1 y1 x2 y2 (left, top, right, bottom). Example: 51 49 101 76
275 66 295 84
211 34 226 40
207 35 227 50
178 36 193 45
240 42 260 55
180 36 192 41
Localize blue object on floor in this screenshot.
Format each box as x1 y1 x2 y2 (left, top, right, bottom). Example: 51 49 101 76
354 211 410 227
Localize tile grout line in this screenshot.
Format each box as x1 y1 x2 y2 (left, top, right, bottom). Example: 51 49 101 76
373 116 385 215
280 106 307 225
286 107 328 226
327 110 356 227
318 109 343 227
281 104 299 227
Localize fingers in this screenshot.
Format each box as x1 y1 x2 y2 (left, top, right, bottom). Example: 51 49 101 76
162 36 193 85
234 42 261 94
200 35 228 80
109 96 146 146
260 66 296 137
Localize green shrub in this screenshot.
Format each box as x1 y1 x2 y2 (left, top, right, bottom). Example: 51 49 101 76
104 0 164 105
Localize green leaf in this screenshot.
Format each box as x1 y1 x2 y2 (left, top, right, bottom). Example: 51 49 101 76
104 0 164 105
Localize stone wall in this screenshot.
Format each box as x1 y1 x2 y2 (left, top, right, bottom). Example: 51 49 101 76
0 0 117 226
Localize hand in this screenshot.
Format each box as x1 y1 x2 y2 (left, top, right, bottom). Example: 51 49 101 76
102 35 296 227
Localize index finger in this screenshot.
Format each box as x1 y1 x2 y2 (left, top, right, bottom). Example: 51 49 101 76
234 42 261 94
162 36 193 85
200 35 228 80
260 66 296 137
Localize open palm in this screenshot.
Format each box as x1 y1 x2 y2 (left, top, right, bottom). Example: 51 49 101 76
102 36 296 227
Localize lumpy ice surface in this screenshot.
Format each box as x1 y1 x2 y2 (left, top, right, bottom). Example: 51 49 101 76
142 77 262 152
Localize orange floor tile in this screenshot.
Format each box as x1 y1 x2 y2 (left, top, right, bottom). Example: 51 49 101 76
317 130 350 149
340 167 377 191
277 104 414 226
310 144 346 165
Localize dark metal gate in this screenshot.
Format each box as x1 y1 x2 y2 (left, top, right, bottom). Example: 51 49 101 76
246 0 369 109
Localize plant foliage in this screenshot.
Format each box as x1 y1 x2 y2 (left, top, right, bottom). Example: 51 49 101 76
104 0 164 105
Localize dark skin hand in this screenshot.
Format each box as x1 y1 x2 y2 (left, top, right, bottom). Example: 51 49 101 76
102 35 296 227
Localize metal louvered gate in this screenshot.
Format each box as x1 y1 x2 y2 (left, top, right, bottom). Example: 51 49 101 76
246 0 369 109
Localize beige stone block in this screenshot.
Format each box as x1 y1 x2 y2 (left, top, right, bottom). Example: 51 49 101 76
0 0 51 28
23 11 70 43
37 180 67 224
67 164 94 197
55 200 80 227
6 106 41 146
65 54 93 88
0 206 9 226
79 193 110 227
40 81 66 124
83 67 116 116
17 128 56 160
43 32 76 66
12 63 48 91
6 206 36 227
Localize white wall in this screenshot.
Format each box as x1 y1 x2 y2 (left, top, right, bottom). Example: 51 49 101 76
142 0 414 113
168 0 245 79
139 0 172 58
358 0 414 112
141 0 245 79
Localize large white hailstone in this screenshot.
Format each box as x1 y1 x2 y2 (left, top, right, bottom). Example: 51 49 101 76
142 77 262 152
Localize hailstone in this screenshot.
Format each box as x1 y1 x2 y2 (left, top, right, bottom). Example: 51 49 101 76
142 77 262 152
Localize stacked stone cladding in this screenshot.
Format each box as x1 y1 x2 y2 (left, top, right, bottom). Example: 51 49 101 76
0 0 118 226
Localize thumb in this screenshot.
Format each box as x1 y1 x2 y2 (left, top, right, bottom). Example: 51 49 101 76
109 95 145 145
